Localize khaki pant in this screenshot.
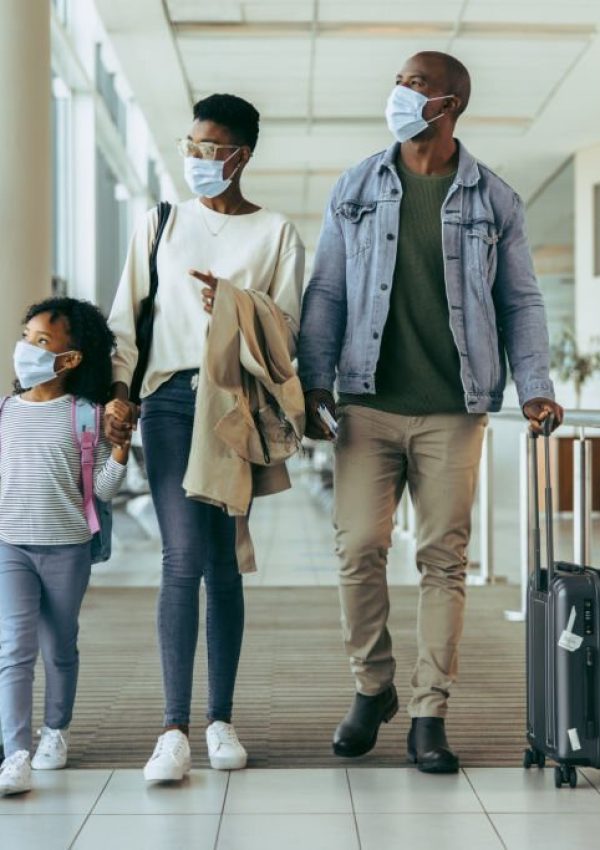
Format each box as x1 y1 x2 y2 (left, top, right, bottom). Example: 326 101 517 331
333 405 487 717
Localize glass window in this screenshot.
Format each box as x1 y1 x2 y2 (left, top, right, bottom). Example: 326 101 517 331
51 75 71 295
594 183 600 277
96 150 128 316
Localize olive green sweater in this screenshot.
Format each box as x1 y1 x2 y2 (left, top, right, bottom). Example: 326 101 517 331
340 158 465 415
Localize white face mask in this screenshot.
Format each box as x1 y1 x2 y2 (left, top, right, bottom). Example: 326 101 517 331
13 340 75 389
183 149 241 198
385 86 453 143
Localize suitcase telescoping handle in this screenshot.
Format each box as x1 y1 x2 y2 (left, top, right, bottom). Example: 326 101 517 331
530 415 555 592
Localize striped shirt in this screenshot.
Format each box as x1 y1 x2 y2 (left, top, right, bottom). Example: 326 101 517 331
0 394 125 545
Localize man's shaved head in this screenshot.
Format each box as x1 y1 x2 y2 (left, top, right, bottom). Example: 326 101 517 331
412 51 471 116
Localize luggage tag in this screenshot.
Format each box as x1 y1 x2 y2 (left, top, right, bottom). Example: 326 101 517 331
558 606 583 652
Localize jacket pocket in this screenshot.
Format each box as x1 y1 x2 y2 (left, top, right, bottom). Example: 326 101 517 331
465 225 499 285
336 200 377 258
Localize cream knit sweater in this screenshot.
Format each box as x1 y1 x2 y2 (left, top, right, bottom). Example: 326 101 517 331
108 199 305 398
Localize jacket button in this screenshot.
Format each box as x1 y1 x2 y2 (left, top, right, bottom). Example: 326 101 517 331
391 188 399 195
386 233 395 240
373 332 379 339
381 283 388 290
363 382 370 389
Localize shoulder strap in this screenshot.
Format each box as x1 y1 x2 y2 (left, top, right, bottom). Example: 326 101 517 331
148 201 172 300
71 397 101 535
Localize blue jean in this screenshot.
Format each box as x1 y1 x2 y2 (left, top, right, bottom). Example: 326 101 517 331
0 541 92 756
141 370 244 725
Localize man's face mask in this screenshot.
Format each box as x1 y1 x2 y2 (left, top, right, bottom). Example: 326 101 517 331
385 85 454 143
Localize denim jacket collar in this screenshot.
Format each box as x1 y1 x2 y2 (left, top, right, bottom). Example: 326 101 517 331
377 138 480 187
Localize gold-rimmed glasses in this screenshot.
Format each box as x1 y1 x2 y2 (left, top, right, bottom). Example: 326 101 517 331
176 138 241 160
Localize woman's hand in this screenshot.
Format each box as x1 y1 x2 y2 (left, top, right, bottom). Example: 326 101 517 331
104 399 138 448
189 269 218 314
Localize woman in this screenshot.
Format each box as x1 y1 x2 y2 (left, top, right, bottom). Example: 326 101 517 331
107 94 304 780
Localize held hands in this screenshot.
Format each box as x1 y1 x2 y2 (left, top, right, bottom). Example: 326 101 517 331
104 399 138 449
189 269 218 314
523 398 565 435
304 389 337 441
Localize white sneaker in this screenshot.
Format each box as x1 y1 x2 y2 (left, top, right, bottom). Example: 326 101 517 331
0 751 32 796
206 721 247 770
143 730 191 782
31 727 69 770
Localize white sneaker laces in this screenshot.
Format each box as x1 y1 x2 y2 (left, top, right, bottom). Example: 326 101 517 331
152 733 186 762
211 723 240 746
37 728 67 753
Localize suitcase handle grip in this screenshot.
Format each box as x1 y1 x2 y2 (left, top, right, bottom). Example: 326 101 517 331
530 415 555 591
585 646 596 738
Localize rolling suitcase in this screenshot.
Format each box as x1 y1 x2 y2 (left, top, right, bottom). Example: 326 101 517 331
524 419 600 788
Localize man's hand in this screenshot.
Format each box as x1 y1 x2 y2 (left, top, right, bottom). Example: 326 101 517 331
305 388 337 440
523 397 565 435
189 269 218 314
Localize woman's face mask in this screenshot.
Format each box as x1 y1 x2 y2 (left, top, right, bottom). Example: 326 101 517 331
13 340 76 389
183 148 242 198
385 85 454 143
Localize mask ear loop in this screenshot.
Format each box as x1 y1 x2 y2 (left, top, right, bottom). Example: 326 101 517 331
424 95 455 127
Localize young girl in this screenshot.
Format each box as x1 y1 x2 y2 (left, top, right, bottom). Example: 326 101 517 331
0 297 130 796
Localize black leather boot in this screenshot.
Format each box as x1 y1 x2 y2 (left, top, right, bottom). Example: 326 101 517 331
333 685 399 757
407 717 459 773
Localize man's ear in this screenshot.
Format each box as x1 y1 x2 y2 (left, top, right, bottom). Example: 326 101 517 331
445 95 461 116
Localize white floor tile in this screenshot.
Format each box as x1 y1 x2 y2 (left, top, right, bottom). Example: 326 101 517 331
466 767 600 813
348 767 483 813
93 769 227 815
357 813 504 850
0 814 85 850
0 770 111 814
224 769 352 814
72 814 219 850
217 813 359 850
491 813 600 850
581 768 600 792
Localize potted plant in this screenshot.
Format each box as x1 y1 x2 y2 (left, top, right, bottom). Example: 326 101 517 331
550 329 600 408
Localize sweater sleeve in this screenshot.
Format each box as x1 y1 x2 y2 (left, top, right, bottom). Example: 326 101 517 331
93 426 126 502
267 221 305 356
108 208 158 390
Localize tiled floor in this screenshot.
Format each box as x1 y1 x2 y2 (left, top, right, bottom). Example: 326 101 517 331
2 766 600 849
21 453 599 849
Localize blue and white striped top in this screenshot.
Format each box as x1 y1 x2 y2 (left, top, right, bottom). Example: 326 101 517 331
0 394 125 545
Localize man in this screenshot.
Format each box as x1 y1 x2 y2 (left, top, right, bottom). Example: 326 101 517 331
297 51 563 773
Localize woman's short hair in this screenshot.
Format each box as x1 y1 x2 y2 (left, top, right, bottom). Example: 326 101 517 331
193 94 260 151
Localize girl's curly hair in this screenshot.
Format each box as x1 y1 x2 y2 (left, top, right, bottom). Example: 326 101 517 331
15 297 115 405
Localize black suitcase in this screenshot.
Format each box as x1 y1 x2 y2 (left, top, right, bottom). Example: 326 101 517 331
524 420 600 787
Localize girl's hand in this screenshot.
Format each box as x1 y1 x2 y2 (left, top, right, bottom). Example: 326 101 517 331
105 400 136 449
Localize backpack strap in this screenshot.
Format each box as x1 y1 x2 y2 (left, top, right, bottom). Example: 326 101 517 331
71 397 101 535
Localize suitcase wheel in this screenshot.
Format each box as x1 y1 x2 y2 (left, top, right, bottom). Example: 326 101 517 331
554 764 578 788
523 748 545 769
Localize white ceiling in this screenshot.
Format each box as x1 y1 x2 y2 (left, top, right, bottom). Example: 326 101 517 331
94 0 600 256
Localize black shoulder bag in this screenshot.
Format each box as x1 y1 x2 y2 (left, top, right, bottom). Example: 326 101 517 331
129 201 172 404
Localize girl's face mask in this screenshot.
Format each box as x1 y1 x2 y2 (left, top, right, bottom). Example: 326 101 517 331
13 340 76 389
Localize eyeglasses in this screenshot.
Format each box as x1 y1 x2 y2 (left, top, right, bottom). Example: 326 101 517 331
176 138 241 160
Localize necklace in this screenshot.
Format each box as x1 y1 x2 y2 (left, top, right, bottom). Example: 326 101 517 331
200 199 245 237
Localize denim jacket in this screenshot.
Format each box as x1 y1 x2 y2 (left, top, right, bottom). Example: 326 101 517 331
297 140 554 413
